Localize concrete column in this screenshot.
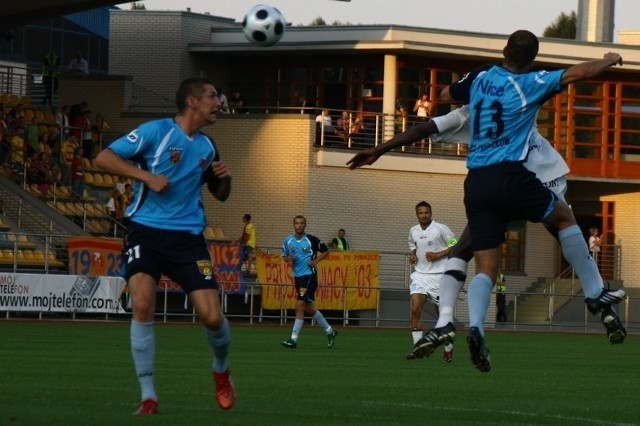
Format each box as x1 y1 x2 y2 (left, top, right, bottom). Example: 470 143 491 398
383 54 398 142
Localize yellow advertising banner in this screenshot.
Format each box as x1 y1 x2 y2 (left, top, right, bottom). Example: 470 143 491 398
257 249 380 311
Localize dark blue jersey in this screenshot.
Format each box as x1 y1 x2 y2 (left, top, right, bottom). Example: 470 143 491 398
108 118 219 234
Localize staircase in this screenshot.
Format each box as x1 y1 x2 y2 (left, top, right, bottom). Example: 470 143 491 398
513 276 583 323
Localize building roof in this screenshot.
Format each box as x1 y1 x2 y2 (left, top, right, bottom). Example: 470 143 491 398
187 23 640 71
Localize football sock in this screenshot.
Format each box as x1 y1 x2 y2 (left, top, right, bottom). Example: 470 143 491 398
444 343 453 352
206 317 230 373
312 311 332 333
291 319 304 341
559 225 603 299
411 329 423 344
467 273 493 335
130 320 157 402
435 258 467 328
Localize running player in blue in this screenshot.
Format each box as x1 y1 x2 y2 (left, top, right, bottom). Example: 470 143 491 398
457 30 624 371
281 215 338 349
94 77 236 414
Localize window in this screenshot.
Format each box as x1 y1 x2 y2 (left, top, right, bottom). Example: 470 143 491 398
501 223 526 273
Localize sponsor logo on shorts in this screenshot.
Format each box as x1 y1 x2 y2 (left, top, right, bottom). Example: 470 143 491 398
196 260 213 277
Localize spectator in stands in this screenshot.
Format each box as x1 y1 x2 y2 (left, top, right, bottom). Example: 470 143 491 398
37 132 53 158
105 187 122 236
238 214 257 274
80 110 94 159
70 147 85 198
9 128 26 172
93 77 235 414
336 111 350 142
229 90 246 114
60 134 79 184
92 112 110 152
217 88 229 114
68 51 89 75
26 117 40 155
43 50 60 105
120 183 133 228
56 104 70 143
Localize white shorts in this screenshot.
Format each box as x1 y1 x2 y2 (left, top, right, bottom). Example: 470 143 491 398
409 272 441 305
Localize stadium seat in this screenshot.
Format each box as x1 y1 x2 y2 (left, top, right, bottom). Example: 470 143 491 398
204 226 216 240
34 110 44 121
33 249 46 262
102 174 114 186
84 173 95 185
213 227 229 240
22 249 36 263
93 173 105 186
23 109 34 121
1 249 15 264
17 234 36 248
82 189 96 202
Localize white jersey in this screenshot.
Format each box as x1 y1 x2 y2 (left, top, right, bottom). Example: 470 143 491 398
408 220 456 274
431 105 569 187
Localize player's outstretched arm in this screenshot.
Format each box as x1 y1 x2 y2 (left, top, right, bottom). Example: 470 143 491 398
95 148 169 193
346 121 437 169
561 52 622 86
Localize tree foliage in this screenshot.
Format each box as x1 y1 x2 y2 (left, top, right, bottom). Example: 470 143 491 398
130 2 146 10
543 11 577 39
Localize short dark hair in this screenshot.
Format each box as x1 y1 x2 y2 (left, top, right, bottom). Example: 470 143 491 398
415 201 432 212
175 77 214 113
504 30 539 70
293 215 306 224
243 214 251 221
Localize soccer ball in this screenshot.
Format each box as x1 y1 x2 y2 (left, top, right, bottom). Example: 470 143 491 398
242 4 286 47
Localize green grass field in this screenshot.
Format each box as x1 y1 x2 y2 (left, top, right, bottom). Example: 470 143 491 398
1 321 638 425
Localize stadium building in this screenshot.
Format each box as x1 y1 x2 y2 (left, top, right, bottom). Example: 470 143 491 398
3 6 640 324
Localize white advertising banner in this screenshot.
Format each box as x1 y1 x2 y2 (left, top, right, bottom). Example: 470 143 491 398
0 273 126 313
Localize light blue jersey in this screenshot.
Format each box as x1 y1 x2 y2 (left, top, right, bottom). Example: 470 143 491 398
467 66 564 169
108 118 218 234
282 233 328 277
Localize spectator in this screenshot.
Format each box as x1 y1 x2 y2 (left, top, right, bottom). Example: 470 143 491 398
70 147 85 198
60 134 79 184
239 214 256 274
413 93 432 121
589 227 602 263
92 112 110 153
120 183 133 228
105 187 122 235
68 51 89 75
218 89 229 114
9 128 27 171
42 50 60 105
37 132 53 158
229 91 246 114
26 117 40 155
331 228 349 251
80 110 94 159
495 272 507 323
56 105 70 143
336 111 350 141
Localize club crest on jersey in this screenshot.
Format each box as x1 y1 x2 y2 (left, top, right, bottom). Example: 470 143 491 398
196 260 213 277
169 146 183 164
127 131 139 143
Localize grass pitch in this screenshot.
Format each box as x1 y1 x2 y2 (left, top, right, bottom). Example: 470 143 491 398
1 321 638 425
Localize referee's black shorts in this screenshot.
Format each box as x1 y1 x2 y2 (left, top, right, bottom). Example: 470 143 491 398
121 221 218 293
464 162 555 251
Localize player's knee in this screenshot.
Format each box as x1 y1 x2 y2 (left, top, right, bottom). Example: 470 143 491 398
201 312 224 330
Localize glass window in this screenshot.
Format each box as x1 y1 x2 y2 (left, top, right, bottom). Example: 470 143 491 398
501 223 526 273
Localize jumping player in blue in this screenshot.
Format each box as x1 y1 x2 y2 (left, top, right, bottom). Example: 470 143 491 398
281 215 338 349
94 77 236 414
456 30 625 371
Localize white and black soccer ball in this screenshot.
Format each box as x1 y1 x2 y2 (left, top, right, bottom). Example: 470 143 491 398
242 4 286 47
